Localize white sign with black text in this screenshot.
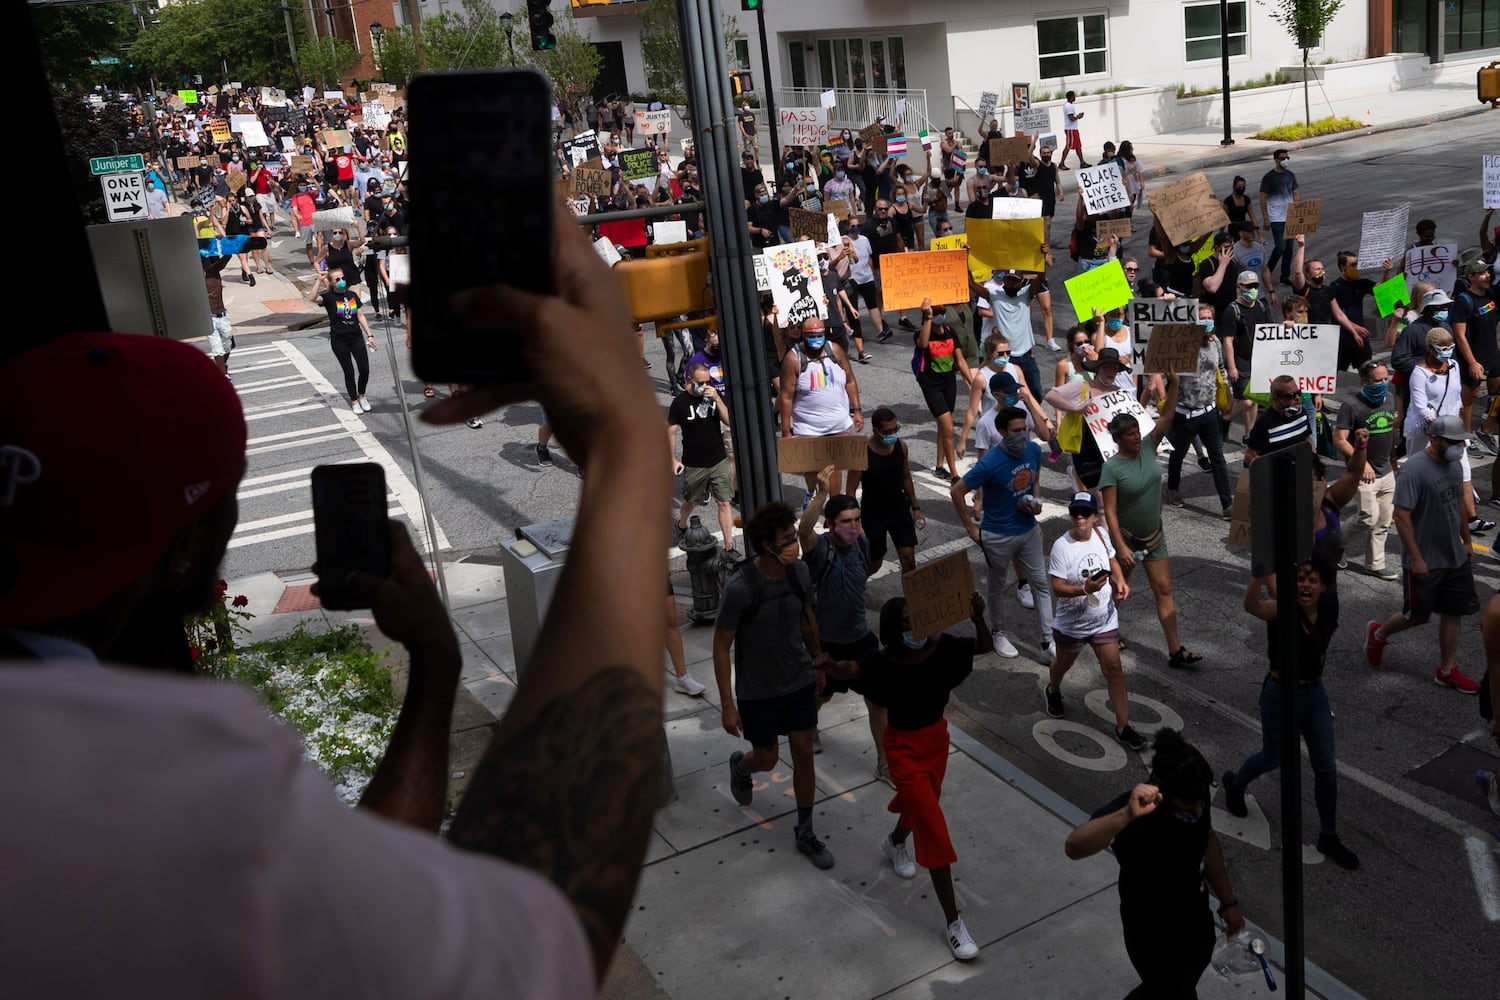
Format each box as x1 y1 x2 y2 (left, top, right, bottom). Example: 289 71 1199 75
1249 323 1340 395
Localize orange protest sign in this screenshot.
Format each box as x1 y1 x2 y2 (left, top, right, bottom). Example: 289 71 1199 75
879 249 972 311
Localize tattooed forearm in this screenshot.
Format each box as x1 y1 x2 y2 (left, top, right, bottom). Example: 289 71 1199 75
446 666 665 981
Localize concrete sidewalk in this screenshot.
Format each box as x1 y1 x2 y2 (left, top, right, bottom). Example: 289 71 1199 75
227 557 1356 1000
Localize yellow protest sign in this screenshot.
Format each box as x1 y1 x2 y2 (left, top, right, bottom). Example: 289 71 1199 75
880 249 972 311
966 217 1047 274
931 232 986 282
1064 259 1134 320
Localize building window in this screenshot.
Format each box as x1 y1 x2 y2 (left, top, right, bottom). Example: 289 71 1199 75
732 38 751 73
1036 14 1108 79
1184 2 1247 62
816 36 907 92
787 41 807 89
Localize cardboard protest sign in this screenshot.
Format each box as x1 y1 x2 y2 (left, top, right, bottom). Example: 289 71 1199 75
820 89 837 109
827 200 849 221
777 435 868 473
289 154 316 175
1248 323 1339 395
1372 273 1410 317
880 249 972 311
859 123 886 156
1082 389 1155 461
570 166 613 198
1146 172 1228 245
788 207 826 244
1095 218 1133 242
967 217 1046 274
1283 199 1321 237
1228 462 1324 552
991 197 1043 220
1078 162 1131 216
619 147 656 182
310 206 356 232
1064 259 1134 321
1486 155 1500 210
902 551 976 640
226 168 247 192
207 119 232 143
1142 324 1207 375
765 241 826 327
985 136 1031 168
1015 106 1052 136
777 107 828 147
321 128 353 150
176 156 204 170
653 220 688 244
1402 241 1457 294
1127 297 1200 375
1356 203 1409 270
635 109 672 135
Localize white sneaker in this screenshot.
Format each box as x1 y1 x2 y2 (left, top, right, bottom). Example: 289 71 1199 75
1040 636 1055 661
991 630 1019 658
359 397 372 412
1017 582 1035 609
674 673 707 697
947 916 979 960
1046 339 1062 352
350 399 361 413
882 834 917 878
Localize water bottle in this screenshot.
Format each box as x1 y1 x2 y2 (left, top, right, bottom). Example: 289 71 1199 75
1132 548 1149 565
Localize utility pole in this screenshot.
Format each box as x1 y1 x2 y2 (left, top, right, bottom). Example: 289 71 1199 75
282 0 302 81
750 1 781 175
1219 0 1234 146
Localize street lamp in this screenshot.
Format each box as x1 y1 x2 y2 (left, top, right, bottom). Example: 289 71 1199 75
498 11 518 67
370 20 384 72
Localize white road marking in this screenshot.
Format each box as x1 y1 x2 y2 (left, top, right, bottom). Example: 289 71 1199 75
244 403 325 421
232 343 283 356
228 505 404 549
1464 837 1500 922
229 358 296 373
234 375 306 394
245 432 350 455
1031 719 1130 771
247 423 346 446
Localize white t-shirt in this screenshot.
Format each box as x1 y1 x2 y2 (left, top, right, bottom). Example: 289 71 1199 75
1063 100 1080 130
1049 529 1119 638
0 661 594 1000
847 234 875 284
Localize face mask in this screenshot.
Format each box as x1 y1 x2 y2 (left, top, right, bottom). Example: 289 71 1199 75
993 354 1010 368
1443 443 1465 463
1201 318 1216 334
758 194 769 205
1001 431 1028 457
690 382 708 396
836 171 845 181
775 540 800 565
977 168 988 177
1281 401 1302 418
895 195 907 204
880 433 899 446
1361 382 1389 404
804 336 826 351
833 524 860 545
335 279 347 289
332 234 345 244
901 631 926 650
1343 267 1360 280
1240 287 1258 303
1234 185 1246 193
1433 311 1450 323
1003 394 1019 406
1170 808 1201 825
1105 318 1123 332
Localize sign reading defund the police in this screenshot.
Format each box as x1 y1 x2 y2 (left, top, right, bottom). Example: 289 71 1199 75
1127 297 1198 375
1249 323 1339 395
101 171 146 222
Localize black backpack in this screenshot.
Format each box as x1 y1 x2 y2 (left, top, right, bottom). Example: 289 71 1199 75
731 558 810 624
806 532 870 601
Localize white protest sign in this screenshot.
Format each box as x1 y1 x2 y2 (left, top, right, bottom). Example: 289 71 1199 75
323 90 344 101
827 212 840 248
310 206 357 232
776 107 828 147
238 121 270 148
1126 297 1199 375
230 113 259 134
653 219 687 244
1082 389 1154 461
1403 241 1457 294
1484 155 1500 210
1078 162 1131 216
976 91 999 123
1356 203 1409 270
1249 323 1340 395
281 136 297 152
635 109 672 135
364 100 391 130
991 197 1043 219
593 237 622 267
820 89 837 109
387 253 409 286
895 98 907 120
1015 107 1052 136
764 241 826 327
753 252 772 292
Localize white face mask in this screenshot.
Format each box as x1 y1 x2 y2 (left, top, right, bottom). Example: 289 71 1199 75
1443 443 1465 463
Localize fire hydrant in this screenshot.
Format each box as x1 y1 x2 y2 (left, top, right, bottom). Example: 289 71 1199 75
681 515 730 623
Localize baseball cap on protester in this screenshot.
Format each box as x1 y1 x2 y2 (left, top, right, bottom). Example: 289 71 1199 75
1067 490 1098 514
0 333 248 626
989 370 1021 397
1427 414 1471 442
1236 270 1260 285
1461 257 1493 277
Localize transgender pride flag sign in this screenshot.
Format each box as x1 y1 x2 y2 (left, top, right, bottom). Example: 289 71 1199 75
951 148 967 170
884 135 907 156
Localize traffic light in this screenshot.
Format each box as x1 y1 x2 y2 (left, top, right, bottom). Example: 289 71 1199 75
528 0 556 51
742 0 761 10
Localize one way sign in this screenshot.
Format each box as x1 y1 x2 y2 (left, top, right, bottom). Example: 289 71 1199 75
101 171 146 222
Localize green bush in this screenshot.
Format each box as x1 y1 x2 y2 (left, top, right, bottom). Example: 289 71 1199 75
1251 116 1366 141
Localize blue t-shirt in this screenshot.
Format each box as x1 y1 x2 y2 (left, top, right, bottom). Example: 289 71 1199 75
963 442 1042 535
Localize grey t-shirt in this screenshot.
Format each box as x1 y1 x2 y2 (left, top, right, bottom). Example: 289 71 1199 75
1393 450 1467 570
1334 390 1398 476
804 534 871 645
715 560 816 700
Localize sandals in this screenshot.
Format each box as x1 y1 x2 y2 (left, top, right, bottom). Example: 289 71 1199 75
423 386 435 398
1168 647 1203 669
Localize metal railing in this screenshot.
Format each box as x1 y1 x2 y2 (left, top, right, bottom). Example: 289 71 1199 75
772 87 927 132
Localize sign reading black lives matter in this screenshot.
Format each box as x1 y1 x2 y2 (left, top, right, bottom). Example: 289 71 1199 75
1078 162 1131 216
1127 298 1199 374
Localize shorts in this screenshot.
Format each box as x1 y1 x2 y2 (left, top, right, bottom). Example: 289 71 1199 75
682 458 733 505
1459 363 1482 389
856 281 880 311
865 513 918 567
821 633 879 696
921 379 958 418
256 193 277 217
302 228 317 246
1065 129 1082 151
337 177 355 189
739 681 819 749
1401 563 1480 626
1231 373 1252 400
1052 627 1122 654
206 314 232 357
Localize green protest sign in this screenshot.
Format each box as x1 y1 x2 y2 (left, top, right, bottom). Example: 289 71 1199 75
1372 273 1410 317
1064 259 1134 321
619 147 656 183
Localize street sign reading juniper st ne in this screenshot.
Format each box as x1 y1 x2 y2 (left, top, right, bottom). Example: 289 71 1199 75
90 153 145 175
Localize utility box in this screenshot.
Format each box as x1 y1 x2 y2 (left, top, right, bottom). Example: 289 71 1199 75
500 517 574 680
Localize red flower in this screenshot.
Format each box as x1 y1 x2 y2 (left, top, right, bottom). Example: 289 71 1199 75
232 595 249 607
190 647 203 661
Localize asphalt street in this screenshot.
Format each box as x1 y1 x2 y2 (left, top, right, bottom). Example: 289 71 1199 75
220 115 1498 998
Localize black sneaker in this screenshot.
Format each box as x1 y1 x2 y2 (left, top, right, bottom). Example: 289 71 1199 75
728 750 753 806
1317 833 1360 870
247 272 256 287
1197 456 1212 472
1468 517 1495 534
1222 771 1248 818
877 327 895 343
1116 724 1151 752
795 823 835 869
1043 685 1064 719
898 317 917 331
536 444 553 467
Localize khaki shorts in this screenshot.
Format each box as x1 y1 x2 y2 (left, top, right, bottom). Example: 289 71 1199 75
682 458 733 505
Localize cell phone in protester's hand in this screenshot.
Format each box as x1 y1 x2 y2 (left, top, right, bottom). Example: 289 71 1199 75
407 69 555 384
1090 568 1111 582
311 463 391 611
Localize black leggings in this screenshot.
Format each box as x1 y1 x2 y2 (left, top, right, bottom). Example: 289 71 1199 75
1121 911 1214 999
330 332 369 401
363 261 387 313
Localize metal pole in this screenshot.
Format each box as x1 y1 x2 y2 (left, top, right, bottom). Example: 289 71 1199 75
675 0 780 517
1271 450 1305 999
282 0 302 81
755 3 781 177
1219 0 1234 146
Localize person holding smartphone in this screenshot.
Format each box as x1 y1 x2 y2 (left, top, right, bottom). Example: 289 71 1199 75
309 265 376 413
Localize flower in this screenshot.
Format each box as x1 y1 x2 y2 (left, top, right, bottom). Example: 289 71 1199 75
232 595 249 608
190 647 202 662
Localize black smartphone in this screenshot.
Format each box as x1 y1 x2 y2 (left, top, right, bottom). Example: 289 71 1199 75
311 463 391 611
1090 568 1111 582
407 69 555 384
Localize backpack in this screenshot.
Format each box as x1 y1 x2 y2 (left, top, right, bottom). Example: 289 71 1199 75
730 558 809 624
806 532 871 604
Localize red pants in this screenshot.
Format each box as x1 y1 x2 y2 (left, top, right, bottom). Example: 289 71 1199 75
884 719 957 869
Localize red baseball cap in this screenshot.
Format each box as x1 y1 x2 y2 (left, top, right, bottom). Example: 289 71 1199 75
0 332 247 626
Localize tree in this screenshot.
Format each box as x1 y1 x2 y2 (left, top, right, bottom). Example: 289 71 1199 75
130 0 301 92
638 0 743 106
300 37 359 93
1261 0 1344 128
28 4 130 94
421 0 506 71
55 94 155 226
532 10 603 110
372 25 423 87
